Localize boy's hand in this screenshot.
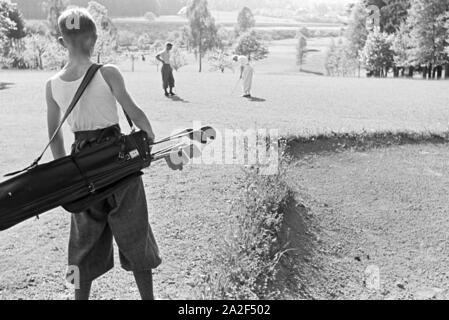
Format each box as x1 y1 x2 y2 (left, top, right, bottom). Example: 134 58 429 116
147 132 155 144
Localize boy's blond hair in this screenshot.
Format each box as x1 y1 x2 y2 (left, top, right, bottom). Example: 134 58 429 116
58 8 97 55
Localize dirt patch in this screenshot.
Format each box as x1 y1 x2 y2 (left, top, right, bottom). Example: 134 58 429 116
286 144 449 300
275 196 317 299
285 132 449 159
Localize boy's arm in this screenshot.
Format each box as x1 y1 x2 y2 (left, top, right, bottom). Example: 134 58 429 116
46 80 66 160
101 65 156 142
240 65 244 79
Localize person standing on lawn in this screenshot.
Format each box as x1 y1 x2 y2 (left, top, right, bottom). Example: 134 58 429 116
46 8 161 300
233 55 254 98
156 42 176 97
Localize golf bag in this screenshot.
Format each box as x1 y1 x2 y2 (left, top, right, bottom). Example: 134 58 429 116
0 64 153 231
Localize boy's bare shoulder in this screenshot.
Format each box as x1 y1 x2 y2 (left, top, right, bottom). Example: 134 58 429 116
45 72 61 92
101 64 121 75
101 64 124 82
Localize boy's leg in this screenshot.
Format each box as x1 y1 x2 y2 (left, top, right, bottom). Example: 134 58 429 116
68 200 115 301
75 281 93 300
108 177 162 298
133 270 154 300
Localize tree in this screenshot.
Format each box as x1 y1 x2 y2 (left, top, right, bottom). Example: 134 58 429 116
42 0 68 37
325 39 338 76
186 0 219 72
391 22 414 77
5 3 26 40
87 1 117 63
23 34 50 69
380 0 411 34
234 30 268 61
361 28 394 77
237 6 255 34
296 35 307 71
325 39 359 77
346 1 369 76
0 0 17 57
407 0 449 79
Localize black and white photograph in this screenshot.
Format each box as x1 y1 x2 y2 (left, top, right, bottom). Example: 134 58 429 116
1 0 449 305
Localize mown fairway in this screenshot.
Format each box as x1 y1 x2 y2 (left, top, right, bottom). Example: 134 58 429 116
3 48 449 170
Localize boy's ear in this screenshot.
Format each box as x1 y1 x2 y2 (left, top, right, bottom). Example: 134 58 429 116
58 37 66 48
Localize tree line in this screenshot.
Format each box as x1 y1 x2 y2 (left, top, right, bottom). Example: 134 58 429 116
327 0 449 79
14 0 184 19
1 0 270 72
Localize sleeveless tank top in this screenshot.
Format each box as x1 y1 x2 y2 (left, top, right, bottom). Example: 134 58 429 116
50 68 119 132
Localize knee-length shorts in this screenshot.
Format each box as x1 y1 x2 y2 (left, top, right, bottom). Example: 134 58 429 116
67 126 162 283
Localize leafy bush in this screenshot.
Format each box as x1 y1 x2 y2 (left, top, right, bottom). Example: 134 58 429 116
144 11 157 22
199 158 294 300
208 49 234 73
170 47 188 71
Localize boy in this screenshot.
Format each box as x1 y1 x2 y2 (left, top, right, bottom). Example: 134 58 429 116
156 42 176 97
233 55 254 98
46 8 161 300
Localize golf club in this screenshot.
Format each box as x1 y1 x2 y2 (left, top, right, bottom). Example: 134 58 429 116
151 126 217 146
230 78 241 96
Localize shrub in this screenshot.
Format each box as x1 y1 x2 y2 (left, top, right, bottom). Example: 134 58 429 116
199 157 294 300
208 49 234 73
170 47 188 71
144 11 157 22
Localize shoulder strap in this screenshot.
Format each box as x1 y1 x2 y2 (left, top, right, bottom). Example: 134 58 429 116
5 63 103 177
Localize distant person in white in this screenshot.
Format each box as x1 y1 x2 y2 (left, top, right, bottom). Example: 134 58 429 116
156 42 175 97
233 55 254 98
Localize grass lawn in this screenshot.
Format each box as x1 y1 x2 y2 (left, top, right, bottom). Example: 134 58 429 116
3 54 449 172
2 39 449 299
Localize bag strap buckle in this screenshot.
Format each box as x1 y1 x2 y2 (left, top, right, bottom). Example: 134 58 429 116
88 183 96 194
